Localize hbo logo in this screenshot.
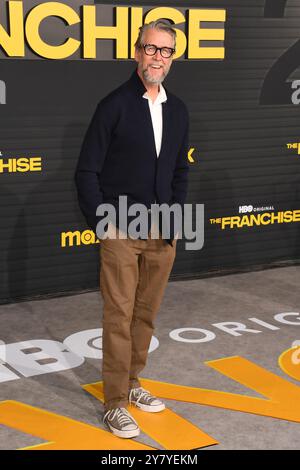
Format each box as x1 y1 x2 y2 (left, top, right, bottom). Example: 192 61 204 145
239 205 253 213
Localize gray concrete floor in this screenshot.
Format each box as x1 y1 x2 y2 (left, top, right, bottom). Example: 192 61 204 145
0 266 300 450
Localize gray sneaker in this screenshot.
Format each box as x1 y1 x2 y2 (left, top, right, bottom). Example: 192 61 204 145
103 407 140 438
129 387 165 412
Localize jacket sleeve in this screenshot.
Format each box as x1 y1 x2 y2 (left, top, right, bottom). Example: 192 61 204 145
171 105 190 207
74 100 115 232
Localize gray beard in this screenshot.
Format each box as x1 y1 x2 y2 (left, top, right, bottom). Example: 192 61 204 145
142 66 169 85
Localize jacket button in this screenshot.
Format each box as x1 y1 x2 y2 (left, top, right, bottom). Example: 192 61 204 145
148 209 151 213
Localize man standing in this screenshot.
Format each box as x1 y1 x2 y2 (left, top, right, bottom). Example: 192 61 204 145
75 19 189 439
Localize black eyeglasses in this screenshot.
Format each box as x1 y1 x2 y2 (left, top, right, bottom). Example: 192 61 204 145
142 44 175 59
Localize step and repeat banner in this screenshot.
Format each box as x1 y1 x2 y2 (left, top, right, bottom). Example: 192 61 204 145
0 0 300 303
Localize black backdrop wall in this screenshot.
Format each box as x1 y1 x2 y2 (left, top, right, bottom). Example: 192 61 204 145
0 0 300 304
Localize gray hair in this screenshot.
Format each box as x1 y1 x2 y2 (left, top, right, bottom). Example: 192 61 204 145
134 19 176 50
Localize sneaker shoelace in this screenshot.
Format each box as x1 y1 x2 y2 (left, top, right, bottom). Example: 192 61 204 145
129 387 156 406
104 407 135 427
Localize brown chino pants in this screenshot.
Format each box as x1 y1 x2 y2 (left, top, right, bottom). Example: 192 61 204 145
100 228 177 411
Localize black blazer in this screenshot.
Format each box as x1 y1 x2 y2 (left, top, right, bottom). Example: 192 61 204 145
75 67 189 246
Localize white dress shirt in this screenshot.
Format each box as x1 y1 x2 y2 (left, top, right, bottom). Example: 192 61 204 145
142 84 167 237
142 83 167 157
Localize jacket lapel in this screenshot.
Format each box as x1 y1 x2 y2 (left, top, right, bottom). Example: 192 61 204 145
142 97 158 157
159 99 172 159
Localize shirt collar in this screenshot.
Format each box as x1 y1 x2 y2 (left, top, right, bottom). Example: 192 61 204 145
143 82 167 105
